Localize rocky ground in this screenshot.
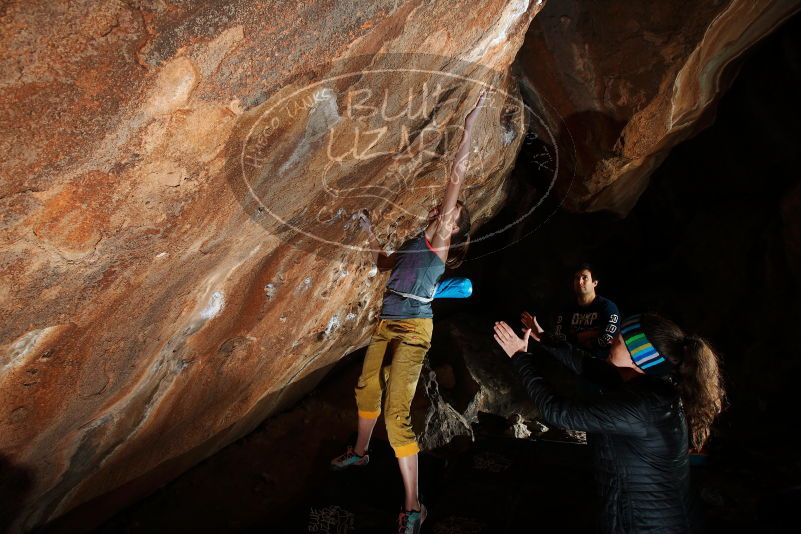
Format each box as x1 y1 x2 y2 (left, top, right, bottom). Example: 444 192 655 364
82 348 599 533
46 343 796 533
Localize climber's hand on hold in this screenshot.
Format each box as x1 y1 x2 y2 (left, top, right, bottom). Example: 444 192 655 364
452 90 489 182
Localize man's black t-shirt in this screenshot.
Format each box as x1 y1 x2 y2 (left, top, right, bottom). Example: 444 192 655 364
553 295 620 359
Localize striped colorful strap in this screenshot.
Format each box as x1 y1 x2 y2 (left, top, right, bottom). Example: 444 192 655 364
621 315 666 370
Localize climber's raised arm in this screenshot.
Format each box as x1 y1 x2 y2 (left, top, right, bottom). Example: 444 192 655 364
428 92 485 261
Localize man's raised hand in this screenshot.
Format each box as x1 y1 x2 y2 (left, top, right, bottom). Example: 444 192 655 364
520 311 544 341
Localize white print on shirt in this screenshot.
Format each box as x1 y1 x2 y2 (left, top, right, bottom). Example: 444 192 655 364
571 312 598 327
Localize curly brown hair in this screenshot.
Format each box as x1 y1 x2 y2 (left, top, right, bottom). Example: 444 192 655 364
641 313 726 449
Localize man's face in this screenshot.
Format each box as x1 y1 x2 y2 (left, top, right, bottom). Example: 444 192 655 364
573 269 598 296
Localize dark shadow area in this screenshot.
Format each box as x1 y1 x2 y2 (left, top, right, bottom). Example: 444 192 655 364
270 429 596 533
0 455 34 532
455 11 801 532
426 323 481 414
45 357 344 534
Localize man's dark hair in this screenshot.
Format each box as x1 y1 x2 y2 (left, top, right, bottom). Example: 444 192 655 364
574 263 597 280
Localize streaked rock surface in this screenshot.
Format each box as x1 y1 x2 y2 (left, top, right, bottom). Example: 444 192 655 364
2 0 798 530
518 0 801 214
0 0 540 529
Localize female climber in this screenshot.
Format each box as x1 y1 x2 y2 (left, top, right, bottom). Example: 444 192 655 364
331 91 486 534
494 312 725 533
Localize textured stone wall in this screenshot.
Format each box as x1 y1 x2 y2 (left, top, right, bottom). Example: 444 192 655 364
517 0 801 214
2 0 799 530
0 0 541 529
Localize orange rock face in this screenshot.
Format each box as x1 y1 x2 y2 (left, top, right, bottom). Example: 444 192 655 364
2 0 798 529
518 0 801 214
0 0 542 529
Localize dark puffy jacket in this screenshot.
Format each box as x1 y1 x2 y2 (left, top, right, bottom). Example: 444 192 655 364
512 340 694 533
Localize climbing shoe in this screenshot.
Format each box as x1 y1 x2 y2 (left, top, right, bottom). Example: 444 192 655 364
397 504 427 534
330 446 369 470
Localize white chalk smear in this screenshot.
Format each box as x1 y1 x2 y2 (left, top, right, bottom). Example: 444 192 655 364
199 291 225 320
324 315 340 336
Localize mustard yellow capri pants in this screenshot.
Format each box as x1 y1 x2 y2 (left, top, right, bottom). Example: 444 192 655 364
354 318 433 458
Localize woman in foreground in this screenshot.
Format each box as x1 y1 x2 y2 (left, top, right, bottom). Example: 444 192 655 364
494 312 725 533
